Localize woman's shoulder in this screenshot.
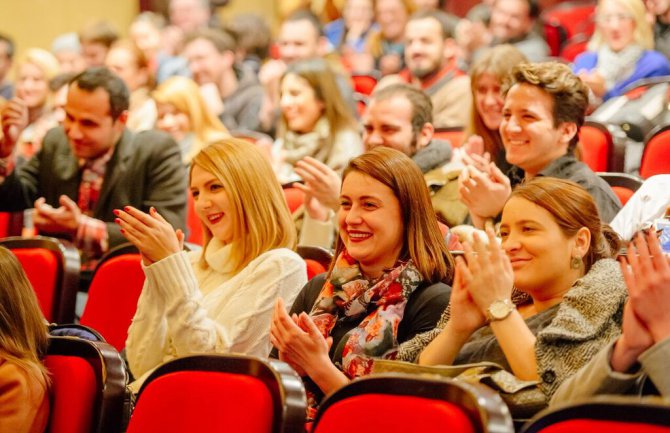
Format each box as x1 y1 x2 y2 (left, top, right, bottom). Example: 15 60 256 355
247 248 306 271
638 50 670 71
572 51 598 69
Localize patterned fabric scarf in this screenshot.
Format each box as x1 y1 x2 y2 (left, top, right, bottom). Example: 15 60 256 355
309 250 423 378
596 44 644 92
77 148 114 216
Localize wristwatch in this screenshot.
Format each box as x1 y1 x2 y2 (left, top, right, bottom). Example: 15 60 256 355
487 299 516 322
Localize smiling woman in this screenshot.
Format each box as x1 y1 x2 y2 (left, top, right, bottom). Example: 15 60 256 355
270 147 453 418
119 138 306 390
417 177 626 409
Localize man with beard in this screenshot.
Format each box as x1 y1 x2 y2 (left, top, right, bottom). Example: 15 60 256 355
378 10 471 128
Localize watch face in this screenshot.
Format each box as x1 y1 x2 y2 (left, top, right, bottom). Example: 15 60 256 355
489 300 512 320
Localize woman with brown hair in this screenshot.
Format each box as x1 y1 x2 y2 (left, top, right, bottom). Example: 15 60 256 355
271 147 453 417
274 58 362 184
464 44 527 174
0 247 50 433
418 177 626 401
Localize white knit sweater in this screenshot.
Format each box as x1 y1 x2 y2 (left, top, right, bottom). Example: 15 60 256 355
125 239 307 386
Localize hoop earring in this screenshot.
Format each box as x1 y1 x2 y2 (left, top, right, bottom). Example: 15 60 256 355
570 256 582 269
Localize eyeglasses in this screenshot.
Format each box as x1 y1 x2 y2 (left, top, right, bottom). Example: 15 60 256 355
596 12 634 24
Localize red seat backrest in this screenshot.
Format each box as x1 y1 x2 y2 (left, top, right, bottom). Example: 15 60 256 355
641 130 670 178
538 419 670 433
351 75 378 96
542 2 596 54
44 355 97 433
80 253 145 351
433 129 465 148
187 192 203 246
611 186 635 206
0 212 9 238
560 36 589 62
304 258 327 280
312 394 475 433
284 187 305 214
578 124 611 172
127 371 274 433
13 248 60 322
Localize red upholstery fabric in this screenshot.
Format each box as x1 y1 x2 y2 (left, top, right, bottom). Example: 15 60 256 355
351 75 378 96
305 259 327 280
433 129 465 148
312 394 475 433
611 186 635 206
578 125 610 172
13 248 59 322
542 2 596 55
0 212 9 238
44 355 97 433
641 131 670 178
538 419 670 433
80 254 145 351
127 371 274 433
284 187 305 214
187 192 204 246
560 36 589 62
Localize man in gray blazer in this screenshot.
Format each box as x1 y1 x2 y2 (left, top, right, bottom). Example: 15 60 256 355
0 67 186 264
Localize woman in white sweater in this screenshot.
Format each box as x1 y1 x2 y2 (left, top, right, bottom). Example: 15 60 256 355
116 138 307 387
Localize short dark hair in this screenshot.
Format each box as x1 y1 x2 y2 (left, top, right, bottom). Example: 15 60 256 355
0 33 15 59
503 62 588 149
49 72 78 92
183 27 236 54
371 83 433 134
283 9 324 37
408 10 457 39
70 67 129 120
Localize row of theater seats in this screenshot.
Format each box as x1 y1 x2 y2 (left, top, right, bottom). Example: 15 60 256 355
42 333 670 433
0 236 333 352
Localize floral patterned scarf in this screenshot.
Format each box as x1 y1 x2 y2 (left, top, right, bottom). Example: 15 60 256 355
309 249 423 378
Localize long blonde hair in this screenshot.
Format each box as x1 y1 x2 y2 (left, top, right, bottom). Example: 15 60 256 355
190 138 297 274
152 76 229 163
0 247 49 383
589 0 654 50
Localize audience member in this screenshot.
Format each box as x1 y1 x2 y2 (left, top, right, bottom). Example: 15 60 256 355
551 230 670 402
48 72 77 125
0 67 186 267
169 0 214 34
51 33 87 74
611 174 670 241
152 76 229 164
379 10 471 128
78 21 120 68
645 0 670 58
123 138 306 388
259 9 356 133
105 40 157 132
323 0 376 55
464 44 528 174
271 147 453 418
1 48 60 164
0 34 13 101
224 13 272 75
0 247 50 433
129 12 192 84
574 0 670 103
295 84 467 249
459 0 549 63
418 178 626 403
413 0 446 11
367 0 415 76
182 28 264 132
274 58 362 184
459 62 621 229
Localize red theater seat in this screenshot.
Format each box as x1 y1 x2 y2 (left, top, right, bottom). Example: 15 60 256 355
297 245 333 280
433 127 465 148
641 125 670 178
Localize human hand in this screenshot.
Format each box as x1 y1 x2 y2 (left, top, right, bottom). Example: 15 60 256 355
459 228 514 314
578 71 606 98
458 162 511 220
379 53 403 76
270 298 332 378
620 231 670 343
462 135 485 157
33 195 82 237
447 257 488 335
114 206 182 265
294 157 341 212
1 98 29 157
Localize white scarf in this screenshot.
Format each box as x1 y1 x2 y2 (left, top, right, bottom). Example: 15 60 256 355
596 44 644 91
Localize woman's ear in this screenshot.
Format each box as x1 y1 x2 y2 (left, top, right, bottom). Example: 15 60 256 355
573 226 591 259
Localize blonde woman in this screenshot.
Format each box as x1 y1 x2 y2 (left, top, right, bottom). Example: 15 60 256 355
0 48 60 163
574 0 670 101
152 76 229 164
0 247 50 433
120 138 306 388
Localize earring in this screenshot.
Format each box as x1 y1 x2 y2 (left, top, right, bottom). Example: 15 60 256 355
570 256 582 269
